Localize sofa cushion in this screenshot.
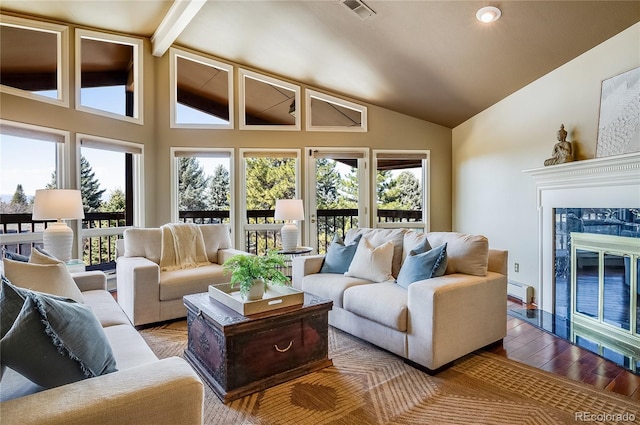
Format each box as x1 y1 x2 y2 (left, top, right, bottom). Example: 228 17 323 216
320 234 361 274
346 228 406 277
199 224 232 264
0 287 117 389
427 232 489 277
300 273 373 308
343 282 408 331
159 263 228 301
82 290 132 327
396 243 448 288
103 324 158 370
2 258 84 303
345 237 395 282
123 227 162 264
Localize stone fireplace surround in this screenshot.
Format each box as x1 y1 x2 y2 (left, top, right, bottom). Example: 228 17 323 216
523 151 640 314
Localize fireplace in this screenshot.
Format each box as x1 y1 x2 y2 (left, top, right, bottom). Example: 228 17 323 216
524 152 640 372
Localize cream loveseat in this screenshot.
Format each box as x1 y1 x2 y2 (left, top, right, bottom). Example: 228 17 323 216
293 228 508 372
0 271 203 425
117 223 246 326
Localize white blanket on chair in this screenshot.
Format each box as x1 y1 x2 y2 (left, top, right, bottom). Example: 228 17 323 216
159 223 211 272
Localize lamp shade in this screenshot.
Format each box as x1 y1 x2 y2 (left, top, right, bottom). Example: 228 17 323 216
274 199 304 221
32 189 85 220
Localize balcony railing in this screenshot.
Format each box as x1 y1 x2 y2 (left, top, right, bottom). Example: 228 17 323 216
1 209 423 267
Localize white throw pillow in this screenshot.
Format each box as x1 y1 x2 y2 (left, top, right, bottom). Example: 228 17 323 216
344 237 394 282
2 259 84 303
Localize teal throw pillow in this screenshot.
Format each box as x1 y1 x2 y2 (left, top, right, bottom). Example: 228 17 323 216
396 243 448 289
320 234 362 274
0 282 117 388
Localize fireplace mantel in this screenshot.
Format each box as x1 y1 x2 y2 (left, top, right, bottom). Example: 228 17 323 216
522 152 640 313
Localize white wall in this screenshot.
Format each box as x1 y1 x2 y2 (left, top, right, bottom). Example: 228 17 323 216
452 23 640 302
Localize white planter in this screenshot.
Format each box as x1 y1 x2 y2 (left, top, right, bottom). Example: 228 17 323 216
245 278 265 301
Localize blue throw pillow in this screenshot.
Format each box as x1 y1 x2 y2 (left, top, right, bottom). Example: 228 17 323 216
0 279 117 388
2 249 28 262
396 243 448 289
320 234 362 274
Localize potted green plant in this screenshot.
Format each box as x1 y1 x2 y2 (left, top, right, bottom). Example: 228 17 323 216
222 251 289 300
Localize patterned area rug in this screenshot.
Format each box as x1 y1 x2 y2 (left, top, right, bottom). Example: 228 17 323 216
139 321 640 425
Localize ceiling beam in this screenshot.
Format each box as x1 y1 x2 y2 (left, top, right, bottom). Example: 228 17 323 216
151 0 206 57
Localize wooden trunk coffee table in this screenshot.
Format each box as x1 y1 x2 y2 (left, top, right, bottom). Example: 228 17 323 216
183 291 333 403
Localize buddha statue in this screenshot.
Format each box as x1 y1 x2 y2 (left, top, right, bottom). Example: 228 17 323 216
544 124 574 166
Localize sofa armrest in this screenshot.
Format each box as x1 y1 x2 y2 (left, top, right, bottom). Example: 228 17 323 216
406 272 507 370
0 357 203 425
72 271 107 292
217 247 250 264
116 257 160 326
292 255 325 290
488 249 508 275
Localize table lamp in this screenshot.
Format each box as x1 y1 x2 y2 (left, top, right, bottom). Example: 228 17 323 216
274 199 304 252
32 189 85 262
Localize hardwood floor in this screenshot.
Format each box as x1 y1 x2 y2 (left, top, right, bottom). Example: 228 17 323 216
486 299 640 401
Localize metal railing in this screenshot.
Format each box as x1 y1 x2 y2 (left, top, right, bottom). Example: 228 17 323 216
1 208 424 266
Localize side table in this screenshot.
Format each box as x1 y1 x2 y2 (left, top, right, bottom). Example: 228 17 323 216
277 246 313 278
65 259 86 273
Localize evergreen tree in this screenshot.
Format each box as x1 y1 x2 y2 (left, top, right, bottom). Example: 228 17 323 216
339 168 359 209
376 170 399 208
45 172 57 189
101 188 126 212
178 157 208 211
81 155 106 212
396 171 422 210
208 164 230 210
245 158 295 211
315 158 341 208
9 184 29 213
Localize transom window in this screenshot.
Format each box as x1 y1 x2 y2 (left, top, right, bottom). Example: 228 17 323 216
76 29 143 123
170 48 234 129
305 90 367 132
239 69 300 130
0 15 68 106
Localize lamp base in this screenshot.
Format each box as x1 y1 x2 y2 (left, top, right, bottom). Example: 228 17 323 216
43 221 74 262
280 223 298 252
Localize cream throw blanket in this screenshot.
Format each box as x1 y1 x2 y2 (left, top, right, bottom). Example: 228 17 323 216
159 223 211 272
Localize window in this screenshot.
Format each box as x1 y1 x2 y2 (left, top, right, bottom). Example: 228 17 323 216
306 90 367 132
0 15 69 106
239 69 300 130
0 120 68 255
373 150 429 232
170 148 234 233
76 29 143 123
240 149 301 253
170 48 234 129
78 135 144 270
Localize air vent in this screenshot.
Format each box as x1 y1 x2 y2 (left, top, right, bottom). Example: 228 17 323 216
341 0 376 20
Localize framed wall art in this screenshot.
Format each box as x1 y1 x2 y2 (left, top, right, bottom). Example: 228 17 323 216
595 66 640 157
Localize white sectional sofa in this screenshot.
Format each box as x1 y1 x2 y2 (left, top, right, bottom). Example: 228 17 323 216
116 223 246 326
293 228 508 372
0 271 203 425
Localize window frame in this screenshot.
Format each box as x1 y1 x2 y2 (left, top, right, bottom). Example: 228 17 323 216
372 149 430 232
169 147 235 242
238 69 301 131
75 29 144 124
169 47 234 130
305 89 367 132
0 15 69 107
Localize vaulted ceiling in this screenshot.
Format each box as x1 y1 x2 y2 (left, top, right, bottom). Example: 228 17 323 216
1 0 638 128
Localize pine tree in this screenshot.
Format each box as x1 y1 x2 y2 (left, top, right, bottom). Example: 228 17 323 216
396 171 422 210
45 172 57 189
245 158 295 211
315 158 341 208
101 188 126 212
9 184 29 213
376 170 398 208
81 155 106 212
208 164 230 210
178 157 208 211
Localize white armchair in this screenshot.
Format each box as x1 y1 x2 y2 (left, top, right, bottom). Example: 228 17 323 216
116 224 246 326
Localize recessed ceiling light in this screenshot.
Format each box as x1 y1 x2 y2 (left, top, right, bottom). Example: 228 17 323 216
476 6 501 23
